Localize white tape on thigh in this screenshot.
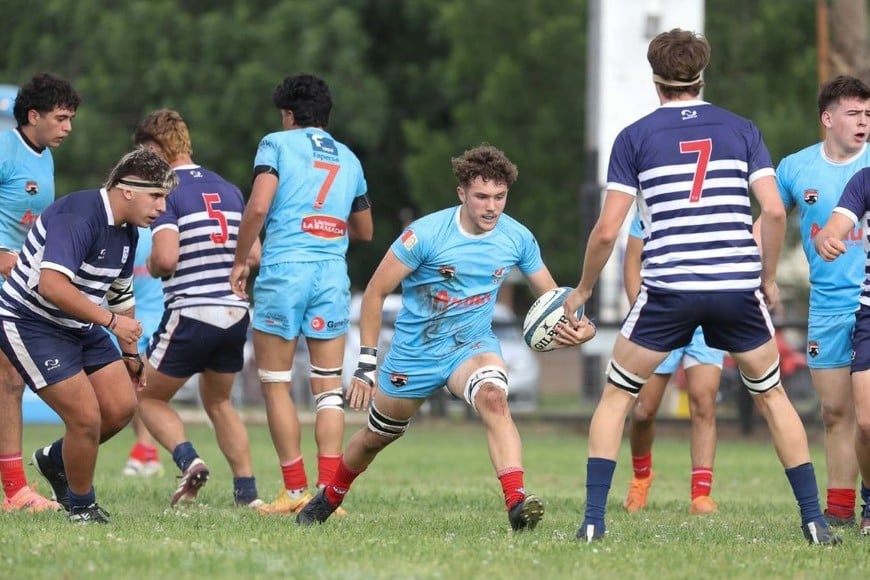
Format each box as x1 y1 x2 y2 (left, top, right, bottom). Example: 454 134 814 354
740 358 781 394
257 369 292 383
315 387 344 412
463 365 509 413
606 359 647 397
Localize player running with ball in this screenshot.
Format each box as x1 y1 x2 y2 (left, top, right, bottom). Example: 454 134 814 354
297 143 594 531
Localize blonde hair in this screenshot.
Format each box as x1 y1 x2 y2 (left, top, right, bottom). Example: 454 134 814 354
132 108 193 161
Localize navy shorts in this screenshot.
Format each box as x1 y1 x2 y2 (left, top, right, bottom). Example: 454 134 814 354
146 306 248 378
850 305 870 373
0 317 119 390
622 286 774 354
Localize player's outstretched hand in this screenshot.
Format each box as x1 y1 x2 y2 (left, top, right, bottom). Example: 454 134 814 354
550 316 597 350
229 263 250 300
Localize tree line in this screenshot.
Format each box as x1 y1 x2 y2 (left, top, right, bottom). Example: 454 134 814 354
1 0 829 296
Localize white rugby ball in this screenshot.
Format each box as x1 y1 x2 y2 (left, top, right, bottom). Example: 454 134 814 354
522 287 583 352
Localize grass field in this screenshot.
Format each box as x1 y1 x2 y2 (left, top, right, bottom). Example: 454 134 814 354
1 417 867 579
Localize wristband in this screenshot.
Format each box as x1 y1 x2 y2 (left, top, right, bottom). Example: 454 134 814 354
121 352 144 378
353 346 378 387
103 312 118 331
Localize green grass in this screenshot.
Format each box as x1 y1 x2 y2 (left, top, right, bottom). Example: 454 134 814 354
2 419 867 579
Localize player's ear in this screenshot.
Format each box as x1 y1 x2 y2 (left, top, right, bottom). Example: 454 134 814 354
456 186 465 202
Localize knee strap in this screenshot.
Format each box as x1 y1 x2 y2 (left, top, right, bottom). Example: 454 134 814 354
367 402 410 439
315 387 344 413
463 365 508 413
258 369 292 383
606 359 647 397
740 358 781 394
311 365 343 378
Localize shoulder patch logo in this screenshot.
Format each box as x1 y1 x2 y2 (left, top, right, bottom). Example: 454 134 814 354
401 229 418 250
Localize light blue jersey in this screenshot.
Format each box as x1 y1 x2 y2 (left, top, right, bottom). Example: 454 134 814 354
132 227 164 352
387 206 543 360
777 142 869 315
254 127 367 265
0 129 55 252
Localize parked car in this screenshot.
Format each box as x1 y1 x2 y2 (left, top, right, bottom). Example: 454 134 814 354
343 294 540 413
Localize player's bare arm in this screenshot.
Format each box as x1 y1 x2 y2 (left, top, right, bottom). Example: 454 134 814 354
146 228 180 277
565 189 634 325
38 269 142 346
348 206 374 243
750 175 786 306
814 212 854 262
230 172 277 298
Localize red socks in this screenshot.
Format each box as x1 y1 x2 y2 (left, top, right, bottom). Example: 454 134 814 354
129 443 159 462
324 458 365 505
280 456 308 493
0 453 26 498
691 467 713 500
497 467 525 510
826 487 856 519
631 453 652 479
317 454 341 488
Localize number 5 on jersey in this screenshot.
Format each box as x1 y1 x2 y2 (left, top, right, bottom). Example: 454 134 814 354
202 192 228 244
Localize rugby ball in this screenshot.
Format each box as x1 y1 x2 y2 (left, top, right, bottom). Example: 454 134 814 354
522 287 583 352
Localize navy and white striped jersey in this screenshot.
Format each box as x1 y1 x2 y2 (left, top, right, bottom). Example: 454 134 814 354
0 188 137 329
608 100 774 292
151 164 247 310
832 167 870 307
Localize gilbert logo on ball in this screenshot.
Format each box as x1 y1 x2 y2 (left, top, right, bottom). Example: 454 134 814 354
522 287 583 352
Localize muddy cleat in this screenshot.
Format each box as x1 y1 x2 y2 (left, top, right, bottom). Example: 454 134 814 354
823 509 855 528
508 495 544 531
256 489 313 515
623 472 653 513
30 446 69 511
689 495 718 515
170 458 210 506
2 483 62 513
861 503 870 536
69 502 110 524
296 488 341 526
802 519 842 545
576 521 606 543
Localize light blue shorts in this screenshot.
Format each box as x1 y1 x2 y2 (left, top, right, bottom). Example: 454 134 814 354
252 260 350 340
807 311 855 369
654 326 724 375
379 335 502 399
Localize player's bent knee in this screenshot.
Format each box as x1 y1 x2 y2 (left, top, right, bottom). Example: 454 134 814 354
315 387 344 413
740 359 781 394
607 359 647 396
464 365 508 413
367 402 410 440
257 369 292 383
